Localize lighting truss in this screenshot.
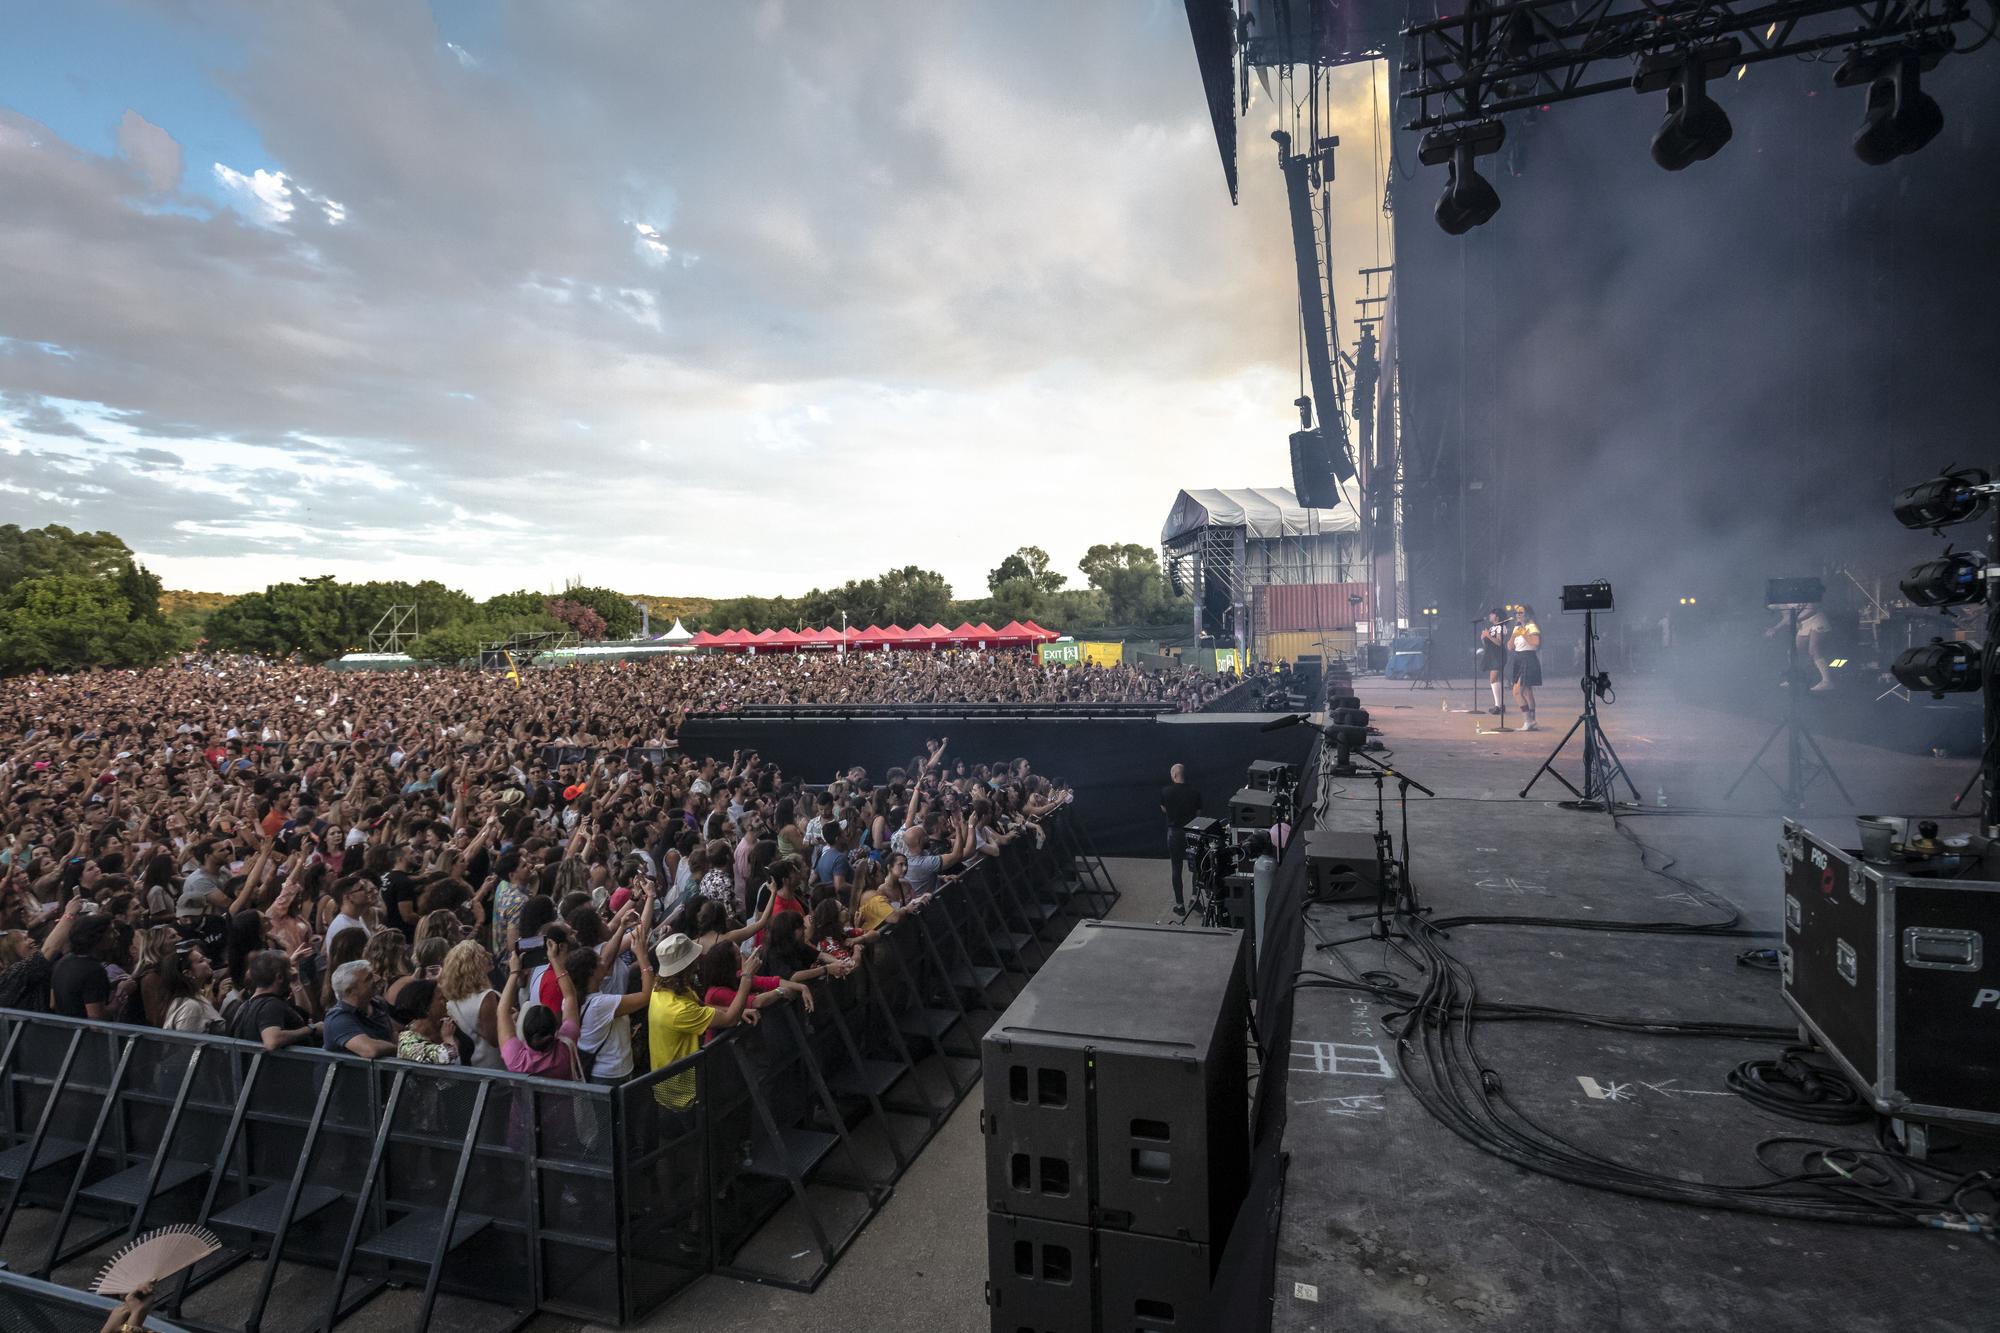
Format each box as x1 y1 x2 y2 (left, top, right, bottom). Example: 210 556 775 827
1400 0 1977 131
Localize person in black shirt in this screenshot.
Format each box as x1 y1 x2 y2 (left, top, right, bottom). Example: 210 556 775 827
1159 764 1204 910
229 951 321 1051
379 847 421 939
51 913 119 1019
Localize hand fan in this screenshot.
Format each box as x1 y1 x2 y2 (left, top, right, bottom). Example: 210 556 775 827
91 1224 221 1296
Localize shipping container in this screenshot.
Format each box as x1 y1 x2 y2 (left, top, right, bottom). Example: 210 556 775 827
1253 582 1372 632
1257 629 1357 666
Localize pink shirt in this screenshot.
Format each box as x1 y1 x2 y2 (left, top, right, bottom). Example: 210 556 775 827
501 1018 580 1079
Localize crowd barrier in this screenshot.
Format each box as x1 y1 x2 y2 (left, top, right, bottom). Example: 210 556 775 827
0 812 1117 1331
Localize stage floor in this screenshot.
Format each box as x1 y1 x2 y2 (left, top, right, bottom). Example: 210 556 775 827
1273 674 1995 1333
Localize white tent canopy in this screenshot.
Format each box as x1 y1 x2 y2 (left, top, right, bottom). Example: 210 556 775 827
1160 486 1358 544
657 618 695 643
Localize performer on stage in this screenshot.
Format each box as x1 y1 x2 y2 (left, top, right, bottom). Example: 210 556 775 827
1765 601 1834 692
1510 604 1543 730
1478 609 1508 714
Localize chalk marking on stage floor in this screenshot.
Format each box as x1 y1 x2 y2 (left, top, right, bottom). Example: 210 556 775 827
1578 1074 1731 1103
1291 1039 1395 1079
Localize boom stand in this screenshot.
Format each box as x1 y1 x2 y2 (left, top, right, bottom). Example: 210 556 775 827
1724 606 1853 811
1520 609 1640 811
1337 746 1435 941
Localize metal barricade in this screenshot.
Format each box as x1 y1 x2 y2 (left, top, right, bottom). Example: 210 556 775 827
0 813 1115 1325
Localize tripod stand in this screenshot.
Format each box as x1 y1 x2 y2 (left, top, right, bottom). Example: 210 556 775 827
1409 630 1452 690
1520 609 1640 810
1725 607 1853 810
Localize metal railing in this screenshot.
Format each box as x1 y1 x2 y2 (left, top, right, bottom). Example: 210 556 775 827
0 810 1116 1331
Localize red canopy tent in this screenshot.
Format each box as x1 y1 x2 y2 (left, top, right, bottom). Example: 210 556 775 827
992 621 1036 645
1022 621 1058 641
688 630 721 647
854 624 899 648
768 628 806 649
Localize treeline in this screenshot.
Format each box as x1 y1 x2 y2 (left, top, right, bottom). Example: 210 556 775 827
0 526 1190 673
699 544 1188 639
203 580 643 663
0 525 181 673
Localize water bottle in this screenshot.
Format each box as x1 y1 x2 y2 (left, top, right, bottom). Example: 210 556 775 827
1655 785 1668 809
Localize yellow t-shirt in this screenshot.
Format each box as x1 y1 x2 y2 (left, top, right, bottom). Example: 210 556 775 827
855 891 895 933
648 987 714 1108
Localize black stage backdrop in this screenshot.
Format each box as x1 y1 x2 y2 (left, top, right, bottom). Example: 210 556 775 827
675 711 1315 858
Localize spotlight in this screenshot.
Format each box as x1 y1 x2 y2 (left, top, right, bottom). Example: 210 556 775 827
1650 63 1733 171
1901 552 1990 608
1435 144 1501 235
1677 596 1699 606
1839 48 1945 165
1894 469 1994 530
1327 723 1370 775
1891 639 1984 698
1420 120 1505 236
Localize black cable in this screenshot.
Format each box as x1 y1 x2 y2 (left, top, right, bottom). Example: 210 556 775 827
1728 1049 1874 1125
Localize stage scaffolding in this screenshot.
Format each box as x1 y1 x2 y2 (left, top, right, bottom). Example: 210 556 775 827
1161 486 1364 659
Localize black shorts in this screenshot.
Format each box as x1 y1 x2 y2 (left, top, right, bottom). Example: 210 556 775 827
1511 652 1543 687
1478 645 1504 672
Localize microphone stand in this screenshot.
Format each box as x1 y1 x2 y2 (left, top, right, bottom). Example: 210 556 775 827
1331 744 1435 943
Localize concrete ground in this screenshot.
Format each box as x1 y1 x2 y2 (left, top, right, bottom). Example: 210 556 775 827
1271 673 1994 1333
595 854 1182 1333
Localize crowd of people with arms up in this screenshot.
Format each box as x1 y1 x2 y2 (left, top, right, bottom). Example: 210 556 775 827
0 653 1084 1093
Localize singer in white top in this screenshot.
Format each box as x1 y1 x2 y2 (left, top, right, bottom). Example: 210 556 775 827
1510 605 1543 731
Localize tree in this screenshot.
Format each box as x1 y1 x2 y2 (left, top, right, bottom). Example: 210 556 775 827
115 560 165 621
0 575 174 673
0 524 136 595
561 584 643 639
987 546 1065 596
1077 543 1187 625
545 598 608 640
409 621 489 664
481 589 548 619
877 565 954 627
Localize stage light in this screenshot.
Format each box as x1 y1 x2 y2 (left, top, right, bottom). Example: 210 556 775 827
1894 469 1993 530
1435 144 1501 235
1328 723 1370 774
1650 63 1733 171
1420 121 1505 237
1891 639 1984 698
1677 596 1699 606
1842 50 1944 166
1901 552 1990 608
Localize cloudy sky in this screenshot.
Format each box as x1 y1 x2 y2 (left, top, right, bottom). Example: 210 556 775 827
0 1 1387 599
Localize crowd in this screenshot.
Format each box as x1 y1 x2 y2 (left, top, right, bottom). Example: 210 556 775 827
0 654 1077 1094
621 649 1232 712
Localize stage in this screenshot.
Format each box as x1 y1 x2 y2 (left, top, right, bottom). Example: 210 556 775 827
1272 675 1995 1333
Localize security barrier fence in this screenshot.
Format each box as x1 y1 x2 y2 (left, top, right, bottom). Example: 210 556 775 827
0 812 1116 1332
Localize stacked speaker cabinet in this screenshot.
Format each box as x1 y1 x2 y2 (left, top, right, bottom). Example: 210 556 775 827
982 921 1249 1333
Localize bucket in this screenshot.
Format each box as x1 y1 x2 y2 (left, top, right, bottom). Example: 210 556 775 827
1856 815 1903 861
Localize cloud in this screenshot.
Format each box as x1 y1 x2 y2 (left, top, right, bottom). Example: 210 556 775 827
211 162 294 223
0 6 1387 598
212 162 347 226
116 110 181 193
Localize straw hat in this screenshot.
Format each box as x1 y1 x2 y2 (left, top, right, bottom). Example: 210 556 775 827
654 933 702 976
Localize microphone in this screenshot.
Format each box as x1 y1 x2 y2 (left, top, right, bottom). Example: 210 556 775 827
1261 713 1308 732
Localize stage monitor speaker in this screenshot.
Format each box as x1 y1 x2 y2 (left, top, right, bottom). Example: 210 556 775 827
1294 654 1323 691
1305 829 1385 901
1229 786 1281 829
1247 759 1295 792
983 921 1249 1247
1290 429 1340 509
985 1213 1212 1333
